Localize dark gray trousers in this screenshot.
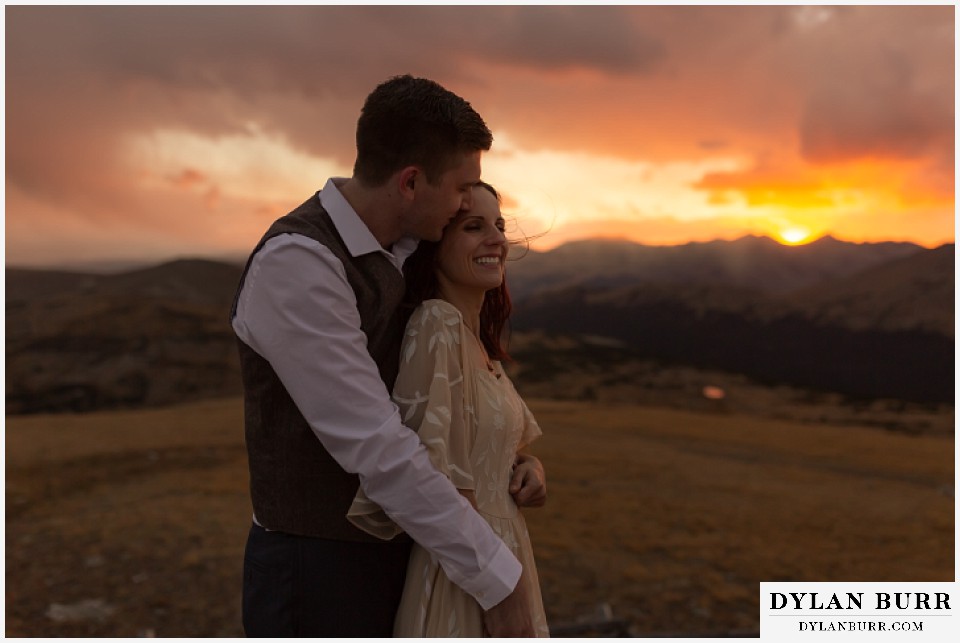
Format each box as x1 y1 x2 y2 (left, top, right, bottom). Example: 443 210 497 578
242 523 412 637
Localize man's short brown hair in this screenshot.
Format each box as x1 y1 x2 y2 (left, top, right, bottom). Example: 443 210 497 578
353 75 493 186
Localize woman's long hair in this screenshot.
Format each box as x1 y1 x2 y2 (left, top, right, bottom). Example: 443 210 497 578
401 181 512 361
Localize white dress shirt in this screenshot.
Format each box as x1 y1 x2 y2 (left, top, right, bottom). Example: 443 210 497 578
231 178 521 610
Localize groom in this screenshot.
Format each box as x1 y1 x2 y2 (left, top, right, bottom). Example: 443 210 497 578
231 75 545 637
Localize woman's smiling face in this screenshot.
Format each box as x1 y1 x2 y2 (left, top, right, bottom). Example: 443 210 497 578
435 184 508 295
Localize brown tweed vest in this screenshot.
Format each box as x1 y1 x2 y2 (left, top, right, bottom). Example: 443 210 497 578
231 194 407 541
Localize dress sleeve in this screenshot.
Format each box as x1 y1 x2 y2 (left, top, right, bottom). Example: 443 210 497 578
348 300 476 538
518 397 543 450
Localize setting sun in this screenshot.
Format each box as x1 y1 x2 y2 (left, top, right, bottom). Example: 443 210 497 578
778 226 814 246
3 5 953 267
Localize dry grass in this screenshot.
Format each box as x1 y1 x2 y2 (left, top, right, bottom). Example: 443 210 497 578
522 400 953 635
5 396 954 636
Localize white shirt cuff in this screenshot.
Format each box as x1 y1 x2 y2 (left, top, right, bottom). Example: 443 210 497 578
456 541 523 611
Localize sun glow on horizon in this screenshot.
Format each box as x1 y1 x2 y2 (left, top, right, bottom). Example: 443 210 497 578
8 122 939 268
777 225 815 245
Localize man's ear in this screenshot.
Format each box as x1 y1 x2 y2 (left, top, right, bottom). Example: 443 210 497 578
397 166 419 199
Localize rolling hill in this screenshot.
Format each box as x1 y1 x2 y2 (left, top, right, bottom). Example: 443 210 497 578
787 243 954 336
6 260 244 414
509 244 954 404
4 238 954 413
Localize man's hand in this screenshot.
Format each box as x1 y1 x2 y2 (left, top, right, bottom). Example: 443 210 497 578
510 453 546 508
483 568 534 637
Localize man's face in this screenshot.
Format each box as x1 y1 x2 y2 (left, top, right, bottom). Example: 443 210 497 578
406 150 483 242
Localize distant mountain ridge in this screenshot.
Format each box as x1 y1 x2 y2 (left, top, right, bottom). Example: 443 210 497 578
509 241 953 404
6 259 244 306
787 243 955 336
6 259 245 414
507 234 925 299
4 237 954 413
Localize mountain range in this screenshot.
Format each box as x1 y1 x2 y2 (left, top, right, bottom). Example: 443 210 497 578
6 260 244 414
5 236 954 413
506 234 926 299
507 237 953 404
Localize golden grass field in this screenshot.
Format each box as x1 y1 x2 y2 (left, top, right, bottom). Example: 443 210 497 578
5 396 954 637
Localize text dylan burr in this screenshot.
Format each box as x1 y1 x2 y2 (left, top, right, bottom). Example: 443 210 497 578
770 592 951 611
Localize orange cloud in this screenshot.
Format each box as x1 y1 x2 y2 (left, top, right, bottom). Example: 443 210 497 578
698 165 838 209
700 153 953 212
171 168 209 190
204 186 222 212
3 5 952 266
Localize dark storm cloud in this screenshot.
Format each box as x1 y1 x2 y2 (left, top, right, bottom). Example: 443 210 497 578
794 5 954 164
4 4 954 265
5 5 656 97
469 5 664 73
799 57 954 164
10 5 950 172
5 5 662 199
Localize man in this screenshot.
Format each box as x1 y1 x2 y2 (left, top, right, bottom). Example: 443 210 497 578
231 75 546 637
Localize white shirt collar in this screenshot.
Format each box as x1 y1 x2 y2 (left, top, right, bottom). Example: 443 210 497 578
318 178 418 265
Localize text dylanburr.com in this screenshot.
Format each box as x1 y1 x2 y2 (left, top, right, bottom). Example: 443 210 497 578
760 583 957 641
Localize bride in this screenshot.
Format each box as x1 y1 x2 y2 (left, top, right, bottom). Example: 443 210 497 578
349 181 550 637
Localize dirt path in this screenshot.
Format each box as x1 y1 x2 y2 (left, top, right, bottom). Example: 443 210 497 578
5 397 953 636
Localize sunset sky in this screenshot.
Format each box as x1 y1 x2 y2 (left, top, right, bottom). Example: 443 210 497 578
4 4 955 267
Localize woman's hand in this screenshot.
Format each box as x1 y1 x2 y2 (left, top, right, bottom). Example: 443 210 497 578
510 453 546 508
483 566 535 637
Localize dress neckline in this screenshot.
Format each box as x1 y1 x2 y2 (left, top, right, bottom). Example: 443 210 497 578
462 320 501 380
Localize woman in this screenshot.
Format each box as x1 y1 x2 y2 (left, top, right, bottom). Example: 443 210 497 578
348 182 550 637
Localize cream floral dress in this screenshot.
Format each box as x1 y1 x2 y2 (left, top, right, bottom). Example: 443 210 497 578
348 299 549 637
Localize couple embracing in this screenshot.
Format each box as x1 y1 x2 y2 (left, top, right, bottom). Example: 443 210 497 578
231 75 550 637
